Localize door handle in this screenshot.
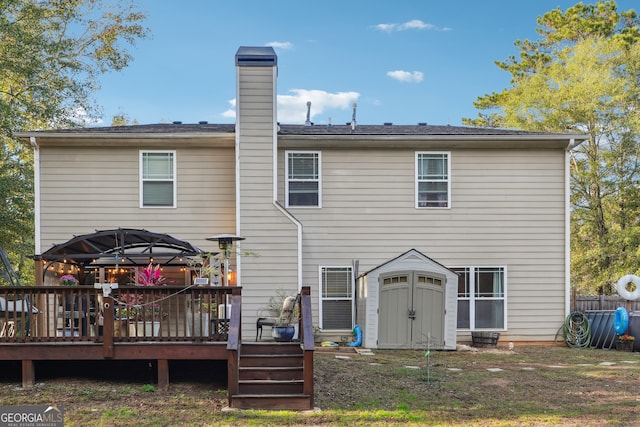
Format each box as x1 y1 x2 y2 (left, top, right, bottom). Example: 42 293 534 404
408 309 416 319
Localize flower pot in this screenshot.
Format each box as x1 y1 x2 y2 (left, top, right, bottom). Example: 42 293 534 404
188 312 210 337
129 321 160 337
616 339 634 352
272 325 295 342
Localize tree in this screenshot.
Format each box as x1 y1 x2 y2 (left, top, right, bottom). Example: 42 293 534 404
0 0 148 284
111 112 139 126
463 1 640 295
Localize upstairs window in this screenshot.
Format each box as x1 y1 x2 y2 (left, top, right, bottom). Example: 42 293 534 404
140 151 176 208
286 151 320 207
416 152 450 208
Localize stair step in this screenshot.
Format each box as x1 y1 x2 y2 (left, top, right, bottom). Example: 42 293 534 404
241 342 302 355
239 366 303 381
238 379 304 394
230 393 313 411
239 354 303 368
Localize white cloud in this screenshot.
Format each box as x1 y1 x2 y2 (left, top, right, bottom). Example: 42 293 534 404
221 98 236 119
375 19 451 32
375 23 396 33
71 106 103 126
278 89 360 123
220 90 360 123
398 20 435 31
386 70 424 83
265 41 293 50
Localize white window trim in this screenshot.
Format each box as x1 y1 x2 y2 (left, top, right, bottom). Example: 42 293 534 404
139 150 177 209
318 265 354 332
415 151 451 209
285 150 322 208
453 265 507 332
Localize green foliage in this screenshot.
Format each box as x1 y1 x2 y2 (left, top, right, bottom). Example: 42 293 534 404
0 0 148 280
464 1 640 295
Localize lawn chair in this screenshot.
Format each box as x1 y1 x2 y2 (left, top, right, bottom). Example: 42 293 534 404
256 294 299 341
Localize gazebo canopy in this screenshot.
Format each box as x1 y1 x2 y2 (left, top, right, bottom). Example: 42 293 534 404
36 228 209 267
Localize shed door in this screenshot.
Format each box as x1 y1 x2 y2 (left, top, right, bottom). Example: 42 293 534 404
378 271 445 349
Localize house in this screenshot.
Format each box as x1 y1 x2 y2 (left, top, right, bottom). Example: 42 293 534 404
17 46 587 350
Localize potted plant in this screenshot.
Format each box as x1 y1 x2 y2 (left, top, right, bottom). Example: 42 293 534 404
59 274 79 286
58 274 82 335
58 274 80 309
258 290 300 342
136 262 166 286
188 253 219 286
616 334 635 352
118 263 168 336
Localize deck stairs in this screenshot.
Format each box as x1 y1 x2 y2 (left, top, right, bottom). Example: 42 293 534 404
230 342 312 410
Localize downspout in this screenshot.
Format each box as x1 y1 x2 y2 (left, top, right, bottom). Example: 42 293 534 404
564 139 574 317
269 66 303 291
29 137 41 256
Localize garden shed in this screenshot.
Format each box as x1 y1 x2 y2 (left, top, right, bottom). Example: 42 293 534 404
356 249 458 350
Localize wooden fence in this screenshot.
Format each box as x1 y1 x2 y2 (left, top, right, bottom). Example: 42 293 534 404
574 295 640 312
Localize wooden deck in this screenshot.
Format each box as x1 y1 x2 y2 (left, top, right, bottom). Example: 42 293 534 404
0 285 315 410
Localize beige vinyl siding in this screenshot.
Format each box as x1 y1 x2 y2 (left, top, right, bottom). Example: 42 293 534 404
38 144 236 254
236 65 300 335
278 145 567 341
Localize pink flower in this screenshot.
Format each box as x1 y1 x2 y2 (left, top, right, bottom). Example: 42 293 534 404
59 274 79 286
137 263 166 286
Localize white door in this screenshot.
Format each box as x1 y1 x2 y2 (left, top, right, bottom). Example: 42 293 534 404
378 271 445 349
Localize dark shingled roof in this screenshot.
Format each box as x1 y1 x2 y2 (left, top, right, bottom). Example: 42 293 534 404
30 123 237 134
277 124 552 136
18 122 559 137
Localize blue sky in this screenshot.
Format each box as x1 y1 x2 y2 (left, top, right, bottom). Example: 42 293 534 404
94 0 637 127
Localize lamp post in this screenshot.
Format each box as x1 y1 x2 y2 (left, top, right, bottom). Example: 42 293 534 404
206 234 244 286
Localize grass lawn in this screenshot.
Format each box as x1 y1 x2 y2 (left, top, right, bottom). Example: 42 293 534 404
0 345 638 426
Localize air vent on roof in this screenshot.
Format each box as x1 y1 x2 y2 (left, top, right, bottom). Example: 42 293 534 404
305 101 312 126
173 121 182 124
351 103 357 133
418 122 427 126
384 122 393 126
199 121 208 124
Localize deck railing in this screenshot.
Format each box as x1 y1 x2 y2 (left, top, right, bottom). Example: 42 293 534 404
0 285 235 343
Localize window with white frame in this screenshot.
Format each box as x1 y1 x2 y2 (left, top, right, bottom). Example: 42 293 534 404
140 150 176 208
286 151 320 207
416 152 450 208
320 266 353 330
453 266 505 330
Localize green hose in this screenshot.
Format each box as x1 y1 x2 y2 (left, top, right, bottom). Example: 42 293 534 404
562 312 591 348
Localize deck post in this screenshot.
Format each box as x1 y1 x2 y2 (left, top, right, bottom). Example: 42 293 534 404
22 360 34 389
157 359 169 391
300 286 315 408
226 287 242 405
102 296 114 358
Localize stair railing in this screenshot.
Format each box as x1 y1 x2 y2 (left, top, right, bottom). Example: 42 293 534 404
299 286 314 407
